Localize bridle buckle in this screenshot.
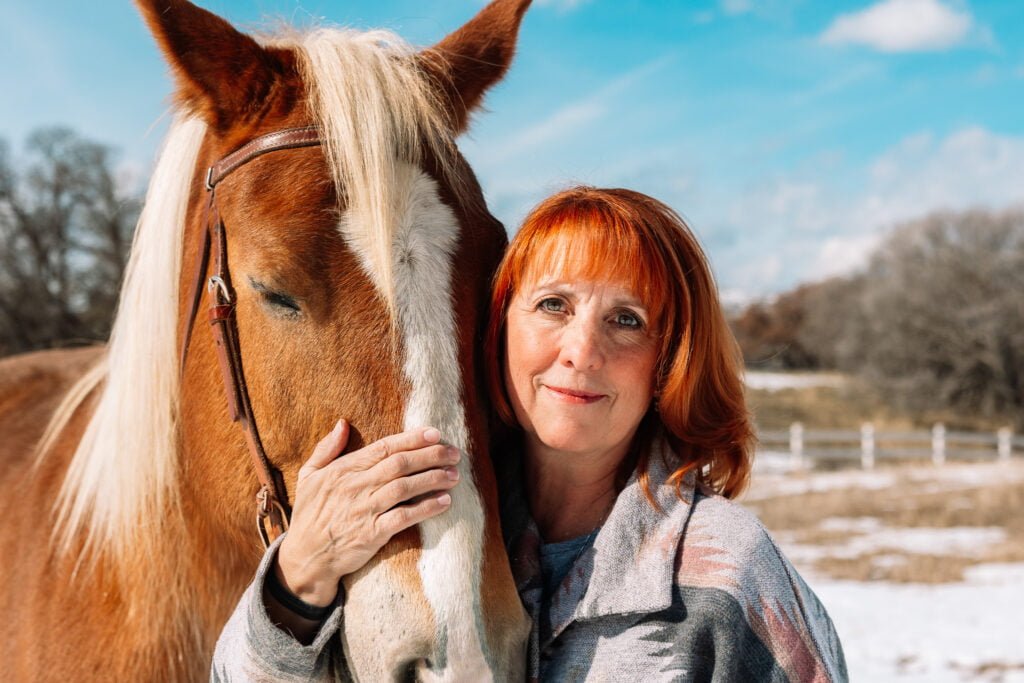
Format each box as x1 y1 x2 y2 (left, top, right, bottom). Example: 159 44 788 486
207 275 232 305
256 484 290 549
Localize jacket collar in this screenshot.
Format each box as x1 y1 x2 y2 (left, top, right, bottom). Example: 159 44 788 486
501 437 697 643
574 439 696 621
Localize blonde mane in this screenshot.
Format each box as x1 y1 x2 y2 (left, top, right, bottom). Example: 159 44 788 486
295 28 459 308
40 26 462 561
38 115 205 559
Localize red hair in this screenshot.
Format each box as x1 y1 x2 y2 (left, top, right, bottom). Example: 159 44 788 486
485 187 754 499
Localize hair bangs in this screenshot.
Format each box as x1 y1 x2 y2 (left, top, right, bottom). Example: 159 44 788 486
515 216 673 332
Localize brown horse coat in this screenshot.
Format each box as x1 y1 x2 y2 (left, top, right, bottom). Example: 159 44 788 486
0 1 533 680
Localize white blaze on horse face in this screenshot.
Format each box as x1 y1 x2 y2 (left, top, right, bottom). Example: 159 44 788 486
337 162 491 681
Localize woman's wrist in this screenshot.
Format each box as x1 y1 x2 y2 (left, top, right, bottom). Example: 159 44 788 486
274 547 339 607
265 563 336 622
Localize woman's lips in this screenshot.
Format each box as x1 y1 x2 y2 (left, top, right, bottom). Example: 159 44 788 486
543 385 605 403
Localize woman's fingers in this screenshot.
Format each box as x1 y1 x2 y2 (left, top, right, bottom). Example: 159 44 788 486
347 427 443 472
370 464 459 514
375 492 453 539
372 443 461 483
298 419 350 481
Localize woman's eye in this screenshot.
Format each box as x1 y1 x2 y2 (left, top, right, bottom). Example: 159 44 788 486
613 311 642 329
537 297 565 313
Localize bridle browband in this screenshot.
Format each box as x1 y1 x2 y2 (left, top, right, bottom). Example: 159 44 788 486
180 126 323 548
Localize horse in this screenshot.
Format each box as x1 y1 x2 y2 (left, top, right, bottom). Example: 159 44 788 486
0 0 533 679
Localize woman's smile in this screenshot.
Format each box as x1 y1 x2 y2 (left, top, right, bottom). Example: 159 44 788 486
541 384 606 404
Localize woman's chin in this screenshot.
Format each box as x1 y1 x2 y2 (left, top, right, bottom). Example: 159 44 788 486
529 427 624 463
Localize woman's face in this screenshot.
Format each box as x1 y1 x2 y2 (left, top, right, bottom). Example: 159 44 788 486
504 275 660 465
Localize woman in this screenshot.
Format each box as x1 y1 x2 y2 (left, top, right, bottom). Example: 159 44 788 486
213 187 847 681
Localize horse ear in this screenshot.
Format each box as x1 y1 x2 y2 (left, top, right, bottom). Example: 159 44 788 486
135 0 284 130
420 0 532 133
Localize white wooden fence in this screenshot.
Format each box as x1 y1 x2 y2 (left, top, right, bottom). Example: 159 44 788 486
756 423 1023 469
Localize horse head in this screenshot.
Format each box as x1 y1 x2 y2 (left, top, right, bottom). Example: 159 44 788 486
48 0 531 679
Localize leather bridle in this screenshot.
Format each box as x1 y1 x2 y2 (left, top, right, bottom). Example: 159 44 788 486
179 126 323 548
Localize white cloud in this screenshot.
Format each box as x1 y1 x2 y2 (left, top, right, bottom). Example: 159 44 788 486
720 0 754 16
491 101 606 162
473 55 674 167
863 126 1024 222
807 234 883 281
745 253 783 287
700 126 1024 295
820 0 973 53
719 287 756 310
824 127 1024 276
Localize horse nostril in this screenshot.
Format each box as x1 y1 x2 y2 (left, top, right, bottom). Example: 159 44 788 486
398 660 416 683
398 658 431 683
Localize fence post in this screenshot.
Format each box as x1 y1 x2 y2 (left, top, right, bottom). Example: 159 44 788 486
932 423 946 465
861 422 875 470
790 422 804 470
998 427 1012 462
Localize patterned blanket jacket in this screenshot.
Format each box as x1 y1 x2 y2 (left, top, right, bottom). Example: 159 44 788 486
212 441 848 682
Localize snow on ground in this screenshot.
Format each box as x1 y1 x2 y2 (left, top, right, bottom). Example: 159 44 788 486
905 462 1024 490
746 455 899 498
749 462 1024 682
806 564 1024 683
743 370 848 392
777 522 1007 564
746 458 1024 500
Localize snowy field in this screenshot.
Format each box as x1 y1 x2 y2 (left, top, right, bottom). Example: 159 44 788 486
813 564 1024 682
747 463 1024 682
744 370 849 392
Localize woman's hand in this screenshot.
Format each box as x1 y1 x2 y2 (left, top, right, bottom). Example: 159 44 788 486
274 420 461 607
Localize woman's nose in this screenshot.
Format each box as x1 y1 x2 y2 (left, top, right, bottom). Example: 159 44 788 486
559 320 604 371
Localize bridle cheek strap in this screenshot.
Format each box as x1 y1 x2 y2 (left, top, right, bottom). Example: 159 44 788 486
179 126 322 548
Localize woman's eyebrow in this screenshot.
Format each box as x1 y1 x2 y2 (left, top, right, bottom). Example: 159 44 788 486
519 281 574 298
610 295 646 307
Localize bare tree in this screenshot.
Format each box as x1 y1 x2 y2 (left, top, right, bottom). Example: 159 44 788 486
731 282 830 369
797 274 869 371
847 209 1024 424
0 128 140 356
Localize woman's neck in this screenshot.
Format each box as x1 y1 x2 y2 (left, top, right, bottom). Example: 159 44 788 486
524 440 624 543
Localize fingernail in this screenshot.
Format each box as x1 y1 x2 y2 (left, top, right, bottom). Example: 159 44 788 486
447 447 461 463
423 427 441 443
436 493 452 506
332 419 345 435
445 467 460 481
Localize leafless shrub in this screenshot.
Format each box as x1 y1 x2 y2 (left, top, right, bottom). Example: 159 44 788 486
849 209 1024 426
0 128 140 356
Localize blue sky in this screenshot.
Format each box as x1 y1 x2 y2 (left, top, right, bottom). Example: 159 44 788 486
2 0 1022 302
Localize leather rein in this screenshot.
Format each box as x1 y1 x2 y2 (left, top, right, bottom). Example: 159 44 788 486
179 126 323 548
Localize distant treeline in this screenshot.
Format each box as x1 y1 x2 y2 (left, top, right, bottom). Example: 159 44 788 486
731 207 1024 427
0 127 140 356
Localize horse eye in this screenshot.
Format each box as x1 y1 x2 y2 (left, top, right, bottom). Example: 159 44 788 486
248 278 301 316
265 291 300 312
